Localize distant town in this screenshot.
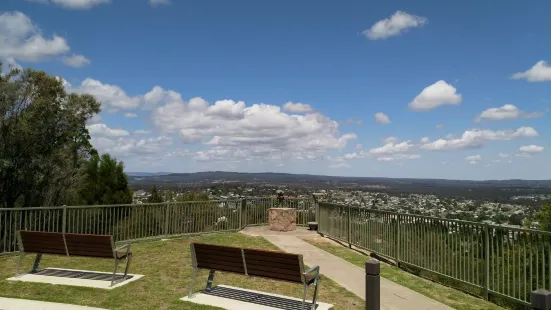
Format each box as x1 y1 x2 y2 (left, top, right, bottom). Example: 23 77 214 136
129 172 551 230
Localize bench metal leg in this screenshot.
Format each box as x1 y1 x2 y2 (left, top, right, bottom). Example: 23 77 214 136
122 254 132 280
111 258 120 287
31 254 43 274
302 283 308 310
205 270 215 292
311 278 320 310
15 252 25 276
188 267 198 298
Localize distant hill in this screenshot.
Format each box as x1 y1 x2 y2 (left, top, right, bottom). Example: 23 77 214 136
127 171 551 188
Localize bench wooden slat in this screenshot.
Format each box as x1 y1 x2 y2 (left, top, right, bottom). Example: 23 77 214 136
19 231 66 254
193 243 245 274
65 234 113 258
247 268 302 283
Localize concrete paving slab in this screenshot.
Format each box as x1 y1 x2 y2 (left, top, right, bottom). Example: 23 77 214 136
181 285 333 310
7 268 144 290
241 226 453 310
0 297 106 310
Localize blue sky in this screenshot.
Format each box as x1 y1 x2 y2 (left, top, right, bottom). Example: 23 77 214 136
1 0 550 180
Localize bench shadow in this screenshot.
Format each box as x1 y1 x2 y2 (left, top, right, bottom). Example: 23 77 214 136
34 268 133 282
203 286 318 310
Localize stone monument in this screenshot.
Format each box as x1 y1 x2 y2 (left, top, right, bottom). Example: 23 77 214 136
269 207 296 232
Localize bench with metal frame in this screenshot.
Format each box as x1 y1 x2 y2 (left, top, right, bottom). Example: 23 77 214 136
15 230 132 286
189 242 320 310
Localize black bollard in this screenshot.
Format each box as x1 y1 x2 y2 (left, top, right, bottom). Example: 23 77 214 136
365 259 380 310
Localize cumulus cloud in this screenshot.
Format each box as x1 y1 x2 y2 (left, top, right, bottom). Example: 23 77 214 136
475 104 543 122
465 154 481 162
420 137 430 144
421 127 538 151
519 145 544 153
62 54 90 68
124 113 138 118
363 11 428 40
369 141 414 155
25 0 109 9
67 78 141 111
134 129 152 135
329 162 351 169
92 136 173 157
511 61 551 82
409 80 462 111
283 101 313 113
148 92 356 163
376 154 420 162
87 123 129 137
382 137 399 144
0 11 88 67
374 112 391 124
341 118 363 126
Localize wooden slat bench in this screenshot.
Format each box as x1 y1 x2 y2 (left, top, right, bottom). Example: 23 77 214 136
189 242 320 310
15 230 132 286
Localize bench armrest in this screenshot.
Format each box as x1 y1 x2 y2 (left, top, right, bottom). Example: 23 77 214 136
303 265 320 277
114 243 131 253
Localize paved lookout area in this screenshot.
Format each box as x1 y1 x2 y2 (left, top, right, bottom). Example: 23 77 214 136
240 226 453 310
0 297 107 310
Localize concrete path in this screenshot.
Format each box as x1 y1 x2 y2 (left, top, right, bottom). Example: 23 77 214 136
241 226 453 310
0 297 106 310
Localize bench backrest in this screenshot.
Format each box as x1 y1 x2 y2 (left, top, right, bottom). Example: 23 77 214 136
192 243 246 274
19 231 67 255
18 230 115 258
191 242 304 284
65 233 114 258
243 248 303 283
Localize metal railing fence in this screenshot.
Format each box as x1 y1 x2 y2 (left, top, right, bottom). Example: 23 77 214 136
317 202 551 307
0 197 316 255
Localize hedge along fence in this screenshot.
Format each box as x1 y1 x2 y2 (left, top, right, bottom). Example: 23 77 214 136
317 202 551 309
0 197 316 255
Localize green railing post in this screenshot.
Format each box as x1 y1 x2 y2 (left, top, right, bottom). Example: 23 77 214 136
484 223 490 300
62 206 67 234
396 214 401 267
164 203 170 237
347 205 351 248
240 198 246 229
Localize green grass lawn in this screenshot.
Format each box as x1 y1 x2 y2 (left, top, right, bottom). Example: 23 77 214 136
302 236 505 310
0 233 364 309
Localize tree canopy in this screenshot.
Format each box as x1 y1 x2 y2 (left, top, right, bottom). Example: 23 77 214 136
0 62 132 208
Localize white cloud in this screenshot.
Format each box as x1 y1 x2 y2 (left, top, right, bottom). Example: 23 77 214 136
149 0 170 6
0 11 70 62
377 154 420 162
374 112 391 124
342 118 363 125
520 145 544 153
420 137 430 144
469 161 477 165
329 162 351 169
87 114 101 125
92 136 172 157
124 112 138 118
355 144 363 150
436 124 445 129
382 137 398 144
363 11 428 40
421 127 538 151
134 129 152 135
369 141 414 155
87 123 130 137
67 78 141 111
26 0 109 9
150 93 357 163
62 54 90 68
475 104 543 122
511 61 551 82
409 80 462 111
283 101 313 113
465 154 481 161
